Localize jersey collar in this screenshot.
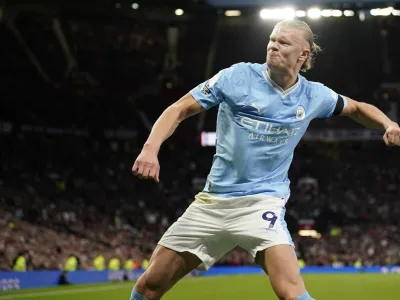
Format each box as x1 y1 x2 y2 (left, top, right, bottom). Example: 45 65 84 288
262 66 301 99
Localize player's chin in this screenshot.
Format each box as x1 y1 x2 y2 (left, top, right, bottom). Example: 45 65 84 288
266 57 278 64
266 60 283 71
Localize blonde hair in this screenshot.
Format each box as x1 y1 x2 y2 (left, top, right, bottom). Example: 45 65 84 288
276 19 322 72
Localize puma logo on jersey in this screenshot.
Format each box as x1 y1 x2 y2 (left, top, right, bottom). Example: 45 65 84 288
251 104 262 113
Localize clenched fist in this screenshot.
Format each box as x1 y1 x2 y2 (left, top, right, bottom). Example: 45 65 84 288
132 148 160 183
383 124 400 147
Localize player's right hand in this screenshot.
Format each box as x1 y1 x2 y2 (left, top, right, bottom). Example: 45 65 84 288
132 149 160 183
383 123 400 147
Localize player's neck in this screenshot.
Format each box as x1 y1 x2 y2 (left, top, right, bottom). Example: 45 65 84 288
267 69 298 91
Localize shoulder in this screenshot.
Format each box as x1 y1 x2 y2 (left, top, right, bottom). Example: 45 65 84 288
224 62 265 84
301 78 337 99
236 62 266 75
216 62 260 87
223 62 264 75
301 77 321 93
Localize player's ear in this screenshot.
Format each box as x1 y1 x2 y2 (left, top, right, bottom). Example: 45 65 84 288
298 48 310 63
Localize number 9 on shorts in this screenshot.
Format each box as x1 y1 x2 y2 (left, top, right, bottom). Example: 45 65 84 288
262 211 278 229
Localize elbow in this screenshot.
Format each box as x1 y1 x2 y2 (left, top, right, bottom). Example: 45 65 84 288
177 109 188 123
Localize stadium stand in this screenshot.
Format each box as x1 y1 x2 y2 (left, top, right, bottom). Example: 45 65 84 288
1 8 400 271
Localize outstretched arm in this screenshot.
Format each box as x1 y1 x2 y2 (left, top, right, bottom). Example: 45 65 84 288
132 93 205 182
142 93 204 153
340 97 400 146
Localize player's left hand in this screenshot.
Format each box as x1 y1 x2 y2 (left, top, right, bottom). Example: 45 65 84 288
383 123 400 146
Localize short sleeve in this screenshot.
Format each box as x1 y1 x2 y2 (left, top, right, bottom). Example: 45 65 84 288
315 84 348 118
189 64 242 110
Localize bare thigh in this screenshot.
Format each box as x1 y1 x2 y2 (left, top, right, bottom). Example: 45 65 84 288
255 244 306 300
135 245 202 300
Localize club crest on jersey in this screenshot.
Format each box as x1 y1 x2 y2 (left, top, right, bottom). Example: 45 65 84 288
296 106 305 120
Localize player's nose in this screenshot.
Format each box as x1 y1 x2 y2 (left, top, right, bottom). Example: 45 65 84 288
268 44 279 52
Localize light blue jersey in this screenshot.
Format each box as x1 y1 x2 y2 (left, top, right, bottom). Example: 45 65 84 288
190 62 347 199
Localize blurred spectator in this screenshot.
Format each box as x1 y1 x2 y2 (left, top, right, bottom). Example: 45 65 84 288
0 11 400 270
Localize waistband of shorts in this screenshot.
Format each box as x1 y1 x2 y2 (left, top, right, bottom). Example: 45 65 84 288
193 192 287 208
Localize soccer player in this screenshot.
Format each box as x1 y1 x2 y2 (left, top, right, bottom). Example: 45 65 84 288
131 20 400 300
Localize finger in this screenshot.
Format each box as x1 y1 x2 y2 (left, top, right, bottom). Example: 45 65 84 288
132 161 139 173
393 134 400 146
137 164 145 176
148 168 157 182
142 166 151 178
388 133 396 146
383 133 390 146
386 133 392 145
156 168 160 183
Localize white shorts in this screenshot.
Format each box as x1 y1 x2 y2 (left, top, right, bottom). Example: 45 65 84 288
158 192 294 270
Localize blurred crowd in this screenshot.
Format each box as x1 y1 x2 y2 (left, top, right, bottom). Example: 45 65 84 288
1 135 399 270
1 10 400 271
295 225 400 267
